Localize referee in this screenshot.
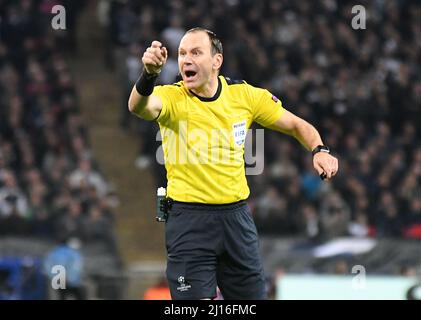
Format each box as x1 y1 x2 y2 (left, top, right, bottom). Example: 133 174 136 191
128 28 338 300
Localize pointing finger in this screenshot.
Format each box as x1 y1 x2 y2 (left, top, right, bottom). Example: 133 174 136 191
151 41 162 48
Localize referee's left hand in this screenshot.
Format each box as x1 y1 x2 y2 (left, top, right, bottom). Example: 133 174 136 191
313 152 338 180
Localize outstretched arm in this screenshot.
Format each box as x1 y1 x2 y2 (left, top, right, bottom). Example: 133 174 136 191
267 110 339 180
128 41 168 121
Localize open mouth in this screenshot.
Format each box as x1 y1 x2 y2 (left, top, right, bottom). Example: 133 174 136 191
184 70 197 80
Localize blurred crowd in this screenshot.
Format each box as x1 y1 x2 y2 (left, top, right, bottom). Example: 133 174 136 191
0 0 120 257
102 0 421 241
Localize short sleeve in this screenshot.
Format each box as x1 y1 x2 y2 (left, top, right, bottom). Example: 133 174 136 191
152 85 184 126
247 84 285 127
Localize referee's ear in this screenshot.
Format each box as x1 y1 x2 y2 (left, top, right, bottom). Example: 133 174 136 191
213 53 223 71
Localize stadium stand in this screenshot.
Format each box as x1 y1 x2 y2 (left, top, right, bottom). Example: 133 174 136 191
0 0 420 299
0 0 123 299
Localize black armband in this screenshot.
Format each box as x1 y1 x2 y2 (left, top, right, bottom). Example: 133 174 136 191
135 69 159 96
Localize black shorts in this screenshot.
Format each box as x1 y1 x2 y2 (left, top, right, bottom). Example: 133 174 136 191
165 200 267 300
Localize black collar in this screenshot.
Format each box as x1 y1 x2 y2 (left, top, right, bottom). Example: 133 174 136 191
189 77 222 102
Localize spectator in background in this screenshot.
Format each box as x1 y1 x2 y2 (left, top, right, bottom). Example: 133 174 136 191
320 191 351 239
0 170 29 219
348 212 371 238
55 200 85 241
300 203 321 241
19 257 47 300
82 204 119 257
69 159 109 197
375 191 406 238
43 237 85 300
404 196 421 239
254 186 291 235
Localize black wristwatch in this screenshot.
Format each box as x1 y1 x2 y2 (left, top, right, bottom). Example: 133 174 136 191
312 145 330 156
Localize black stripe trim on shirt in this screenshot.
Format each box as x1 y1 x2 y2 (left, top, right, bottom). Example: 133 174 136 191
189 77 222 102
224 77 245 85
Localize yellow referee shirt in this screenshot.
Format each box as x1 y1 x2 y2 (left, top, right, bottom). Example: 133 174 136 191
152 75 285 204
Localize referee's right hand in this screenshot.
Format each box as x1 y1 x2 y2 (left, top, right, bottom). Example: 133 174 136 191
142 41 168 75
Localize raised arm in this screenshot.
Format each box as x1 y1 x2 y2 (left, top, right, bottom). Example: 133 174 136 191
267 110 339 180
128 41 168 121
